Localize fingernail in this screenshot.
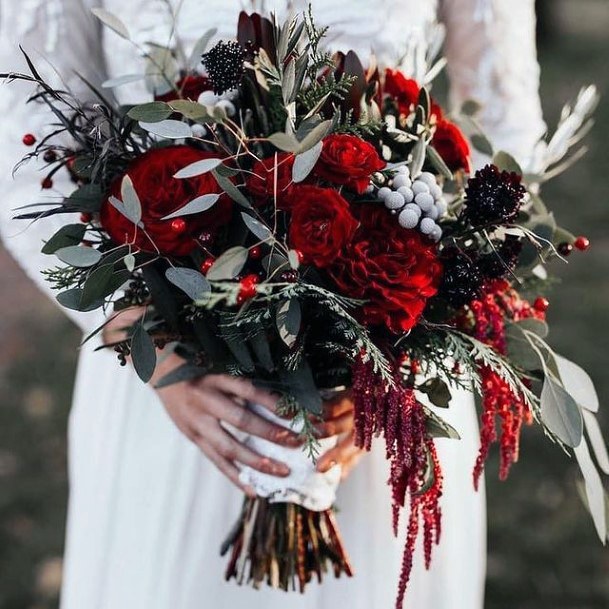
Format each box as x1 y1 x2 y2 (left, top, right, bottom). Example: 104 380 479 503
274 463 290 476
317 459 337 473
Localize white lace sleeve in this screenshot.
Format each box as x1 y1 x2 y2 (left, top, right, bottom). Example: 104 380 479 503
0 0 107 332
440 0 546 168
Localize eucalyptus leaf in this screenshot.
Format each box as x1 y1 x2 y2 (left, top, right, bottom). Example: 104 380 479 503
505 325 542 371
517 317 549 338
168 100 210 121
131 324 157 383
206 246 248 280
470 133 494 156
174 158 222 179
540 376 583 447
124 254 136 272
108 196 141 227
583 410 609 475
42 224 86 255
461 99 482 116
493 150 523 175
241 212 273 241
64 183 103 212
91 8 130 40
56 288 102 312
288 249 300 270
297 119 332 154
121 175 142 225
213 171 252 208
555 354 599 413
81 265 114 308
276 299 301 348
127 102 172 122
224 333 255 372
419 378 452 408
292 140 323 183
426 145 454 180
155 363 206 389
249 332 275 373
410 138 426 178
56 245 102 268
103 74 145 89
188 28 218 69
268 132 300 152
161 194 219 219
139 119 192 139
165 267 211 300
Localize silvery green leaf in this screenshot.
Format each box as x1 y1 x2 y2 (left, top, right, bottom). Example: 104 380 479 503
297 119 332 154
471 133 494 156
81 265 114 308
165 267 211 300
91 8 130 40
268 132 300 152
42 224 86 255
505 325 541 371
188 28 218 69
213 171 252 208
292 140 323 183
409 138 426 178
276 299 301 347
174 158 222 179
57 288 103 312
121 175 142 225
426 145 453 180
169 100 210 121
574 437 607 543
424 407 461 440
144 46 179 96
241 212 273 242
288 249 300 270
282 58 296 104
161 194 219 220
103 74 145 89
517 317 549 338
108 196 142 227
540 376 583 447
493 151 523 175
131 324 157 383
583 410 609 475
55 246 102 268
206 246 248 280
461 99 482 116
555 354 599 413
139 119 192 139
124 254 136 272
128 102 172 123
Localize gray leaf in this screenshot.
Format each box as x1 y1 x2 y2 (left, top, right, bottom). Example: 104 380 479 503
91 8 130 40
139 119 192 139
540 376 583 447
292 140 323 183
276 299 301 347
409 138 426 178
165 267 211 301
206 246 248 280
213 171 252 208
128 102 172 123
268 132 300 152
555 354 599 413
470 133 494 156
103 74 145 89
241 212 273 241
55 246 102 268
108 196 142 227
161 194 219 219
121 175 142 225
124 254 136 272
583 410 609 475
297 120 332 154
131 325 157 383
188 28 218 69
174 158 222 179
493 150 523 175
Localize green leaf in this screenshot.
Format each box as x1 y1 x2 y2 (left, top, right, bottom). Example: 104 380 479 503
517 317 549 338
505 325 542 371
296 119 332 154
168 100 210 121
206 246 248 280
276 299 301 347
91 7 130 39
127 102 172 122
583 410 609 475
281 365 322 415
121 175 142 225
103 74 146 89
224 332 255 372
426 145 454 180
64 183 103 212
188 28 218 69
139 119 192 139
493 150 523 175
249 331 275 372
42 224 86 255
124 254 136 272
292 140 323 183
56 288 103 312
165 267 211 300
212 171 252 208
161 194 219 219
419 378 452 408
55 245 102 268
174 158 222 179
470 133 494 156
268 132 300 152
555 354 599 413
540 376 583 447
241 212 273 242
410 138 426 178
81 265 114 308
155 363 206 389
131 324 157 383
424 408 461 440
461 99 481 116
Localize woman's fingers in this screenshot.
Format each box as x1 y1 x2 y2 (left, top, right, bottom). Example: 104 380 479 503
314 410 354 439
195 387 302 447
195 416 291 477
196 441 256 497
316 432 365 473
201 374 280 413
321 389 354 419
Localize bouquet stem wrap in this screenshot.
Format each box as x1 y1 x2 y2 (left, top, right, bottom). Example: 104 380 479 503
221 403 353 591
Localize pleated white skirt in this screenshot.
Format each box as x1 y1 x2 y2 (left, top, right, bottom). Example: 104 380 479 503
60 339 486 609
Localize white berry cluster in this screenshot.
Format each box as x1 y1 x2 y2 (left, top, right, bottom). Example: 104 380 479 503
376 166 447 242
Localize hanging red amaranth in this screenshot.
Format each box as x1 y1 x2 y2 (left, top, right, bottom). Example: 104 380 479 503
352 354 443 609
461 280 545 488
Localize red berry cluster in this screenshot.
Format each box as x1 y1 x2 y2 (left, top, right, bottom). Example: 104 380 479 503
237 274 259 305
558 236 590 256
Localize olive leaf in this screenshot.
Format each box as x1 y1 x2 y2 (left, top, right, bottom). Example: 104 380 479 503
292 140 323 183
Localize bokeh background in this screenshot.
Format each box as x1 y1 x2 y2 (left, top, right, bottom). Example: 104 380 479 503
0 0 608 607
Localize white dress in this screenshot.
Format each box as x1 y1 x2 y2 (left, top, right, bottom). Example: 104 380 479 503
0 1 546 608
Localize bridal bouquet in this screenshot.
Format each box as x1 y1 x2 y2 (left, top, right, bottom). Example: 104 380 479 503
4 6 607 607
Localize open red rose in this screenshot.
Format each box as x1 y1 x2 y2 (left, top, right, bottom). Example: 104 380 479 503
328 207 442 332
100 146 232 256
313 134 385 194
432 119 471 173
155 75 212 102
245 153 296 208
288 186 358 268
383 69 443 120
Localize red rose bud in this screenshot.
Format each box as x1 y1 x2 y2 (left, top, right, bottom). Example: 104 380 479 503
41 177 53 189
80 213 92 224
249 245 262 260
200 258 215 274
432 119 471 173
533 297 550 313
22 133 36 146
170 218 187 234
574 236 590 251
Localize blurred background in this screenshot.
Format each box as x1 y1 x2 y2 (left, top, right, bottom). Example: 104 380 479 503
0 0 608 607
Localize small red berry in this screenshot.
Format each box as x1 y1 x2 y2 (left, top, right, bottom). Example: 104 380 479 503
534 297 550 313
200 258 215 274
41 177 53 189
80 213 92 224
574 236 590 251
294 249 304 264
170 218 187 233
241 273 260 287
43 149 57 163
558 242 573 257
249 245 262 260
22 133 36 146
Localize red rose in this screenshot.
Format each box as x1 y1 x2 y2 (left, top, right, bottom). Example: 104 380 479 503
383 69 443 120
432 119 471 173
155 75 212 102
328 207 442 332
288 186 358 267
100 146 232 256
313 134 385 194
245 153 296 208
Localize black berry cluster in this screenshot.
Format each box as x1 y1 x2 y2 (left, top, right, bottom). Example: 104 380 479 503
477 236 523 281
202 41 246 95
463 164 526 226
438 249 483 308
